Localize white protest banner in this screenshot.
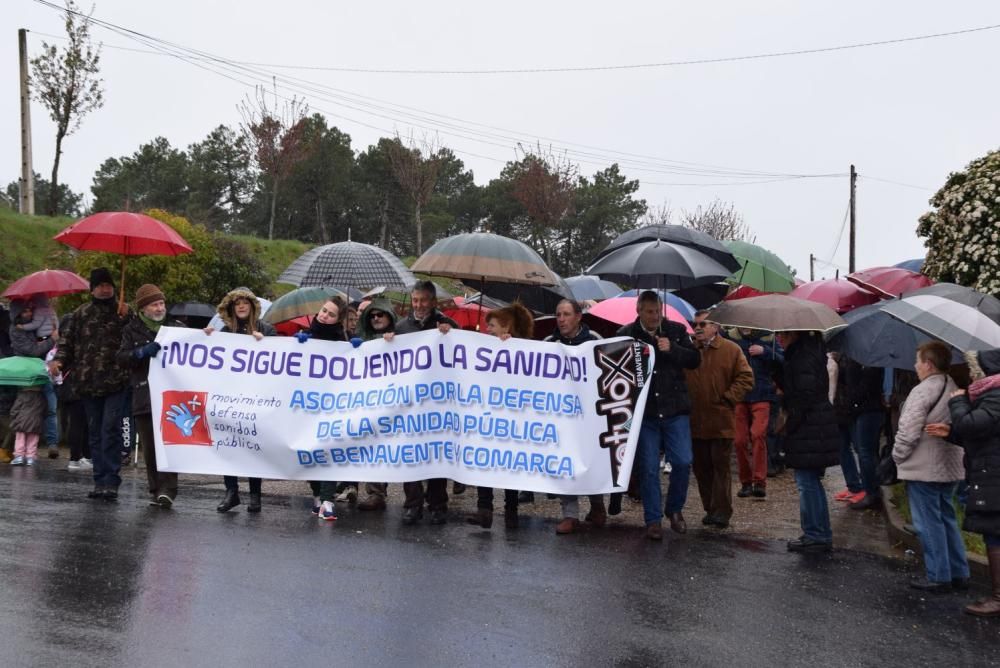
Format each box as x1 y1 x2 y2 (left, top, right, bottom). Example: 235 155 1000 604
149 327 653 495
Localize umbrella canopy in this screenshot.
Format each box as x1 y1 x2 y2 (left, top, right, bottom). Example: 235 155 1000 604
167 301 215 319
829 302 963 371
614 289 696 321
442 297 494 332
263 287 348 324
0 356 51 387
2 269 89 299
596 224 741 271
272 315 312 336
880 295 1000 352
846 266 934 299
564 275 622 301
672 282 730 310
587 297 693 334
411 232 559 286
53 212 193 256
723 240 796 293
900 283 1000 324
894 258 924 273
585 239 735 289
277 241 416 291
707 294 847 333
471 278 573 314
724 285 772 301
790 278 880 314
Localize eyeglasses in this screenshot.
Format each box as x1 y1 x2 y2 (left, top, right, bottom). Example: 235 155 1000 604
693 322 708 329
370 312 387 318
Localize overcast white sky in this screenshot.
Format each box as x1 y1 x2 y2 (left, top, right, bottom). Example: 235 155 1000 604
5 0 999 277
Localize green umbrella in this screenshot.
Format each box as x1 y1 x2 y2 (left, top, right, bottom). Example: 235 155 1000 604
0 356 51 387
723 240 796 293
263 286 347 324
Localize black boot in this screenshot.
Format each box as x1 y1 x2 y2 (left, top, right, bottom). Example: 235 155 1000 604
216 489 241 512
466 508 493 529
608 493 623 516
247 493 262 513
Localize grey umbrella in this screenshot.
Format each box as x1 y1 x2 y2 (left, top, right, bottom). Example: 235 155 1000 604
410 232 559 285
277 241 416 291
828 301 963 370
585 239 736 290
167 301 215 319
564 275 621 301
901 282 1000 324
880 294 1000 352
707 294 846 333
596 224 741 271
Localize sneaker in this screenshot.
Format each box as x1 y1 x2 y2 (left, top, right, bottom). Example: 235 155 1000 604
157 494 173 508
25 457 36 466
834 489 856 502
737 483 753 498
335 485 358 504
320 501 337 522
311 496 321 515
846 491 867 505
68 459 82 471
10 455 25 466
79 458 93 470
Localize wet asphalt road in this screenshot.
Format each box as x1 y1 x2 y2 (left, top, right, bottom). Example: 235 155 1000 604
2 466 998 668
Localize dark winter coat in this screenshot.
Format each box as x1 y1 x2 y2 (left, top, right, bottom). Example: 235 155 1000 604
395 308 459 335
54 298 133 398
0 305 12 358
216 289 277 337
732 331 783 403
777 334 841 470
617 319 701 420
54 313 82 403
9 386 46 434
948 349 1000 535
544 323 601 346
834 357 884 422
9 303 55 360
117 316 183 416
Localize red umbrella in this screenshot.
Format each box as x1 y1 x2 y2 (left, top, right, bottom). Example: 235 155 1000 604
54 212 193 309
724 285 773 301
846 266 933 299
789 278 880 314
442 296 493 331
2 269 90 299
588 297 693 334
272 315 311 336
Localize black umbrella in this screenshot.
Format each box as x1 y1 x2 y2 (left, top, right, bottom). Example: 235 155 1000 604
564 275 621 301
901 282 1000 324
167 301 215 319
672 283 730 310
828 302 963 370
473 278 573 314
277 241 416 291
596 224 741 272
585 239 736 290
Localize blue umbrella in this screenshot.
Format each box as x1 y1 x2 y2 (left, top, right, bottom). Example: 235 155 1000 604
828 301 962 370
615 289 696 321
894 258 924 273
564 275 621 301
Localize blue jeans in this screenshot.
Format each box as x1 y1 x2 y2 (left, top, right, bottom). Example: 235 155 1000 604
637 415 692 524
83 390 127 489
838 424 862 493
851 411 883 497
906 481 970 583
794 468 832 543
42 382 58 449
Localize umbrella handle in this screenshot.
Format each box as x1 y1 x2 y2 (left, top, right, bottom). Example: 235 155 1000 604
119 256 127 314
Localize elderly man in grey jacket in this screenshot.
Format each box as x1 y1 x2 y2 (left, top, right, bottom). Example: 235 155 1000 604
892 341 969 593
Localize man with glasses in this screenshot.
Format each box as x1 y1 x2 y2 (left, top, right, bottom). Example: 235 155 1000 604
617 290 700 540
685 311 754 529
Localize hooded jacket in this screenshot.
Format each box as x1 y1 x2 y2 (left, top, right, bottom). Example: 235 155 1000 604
55 297 133 398
356 298 398 342
216 288 277 337
617 318 700 420
948 348 1000 535
776 333 841 470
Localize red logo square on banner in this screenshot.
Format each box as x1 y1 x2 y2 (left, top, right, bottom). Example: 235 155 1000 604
160 391 212 446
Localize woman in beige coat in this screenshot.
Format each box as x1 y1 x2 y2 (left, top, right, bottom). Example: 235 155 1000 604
892 341 969 592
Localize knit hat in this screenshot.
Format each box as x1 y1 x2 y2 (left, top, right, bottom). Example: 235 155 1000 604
135 284 166 310
89 267 115 291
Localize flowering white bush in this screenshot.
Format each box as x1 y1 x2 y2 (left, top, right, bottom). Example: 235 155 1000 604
918 148 1000 294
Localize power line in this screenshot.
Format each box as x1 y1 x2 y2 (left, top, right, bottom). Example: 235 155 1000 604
859 174 933 191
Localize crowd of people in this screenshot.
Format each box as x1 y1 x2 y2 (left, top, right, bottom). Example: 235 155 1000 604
1 270 999 618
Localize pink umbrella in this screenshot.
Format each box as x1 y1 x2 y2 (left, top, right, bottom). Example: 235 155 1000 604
588 297 693 333
790 278 880 314
846 266 933 299
2 269 90 299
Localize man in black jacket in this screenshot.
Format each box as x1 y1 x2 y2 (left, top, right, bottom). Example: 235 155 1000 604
617 291 700 540
394 280 458 526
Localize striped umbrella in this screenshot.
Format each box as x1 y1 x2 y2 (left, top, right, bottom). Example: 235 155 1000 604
411 232 559 286
263 286 348 324
277 241 415 291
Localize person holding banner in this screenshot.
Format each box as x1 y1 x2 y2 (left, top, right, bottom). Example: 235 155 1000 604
617 291 700 541
545 299 608 535
205 288 277 513
353 298 399 512
467 303 535 530
296 297 348 521
395 280 458 526
118 284 182 508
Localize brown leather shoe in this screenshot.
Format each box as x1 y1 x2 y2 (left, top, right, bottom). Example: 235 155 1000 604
585 508 608 528
555 518 579 535
668 512 687 534
646 522 664 541
357 496 387 511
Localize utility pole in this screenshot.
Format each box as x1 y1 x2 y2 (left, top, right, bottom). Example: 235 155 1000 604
18 28 35 215
849 164 857 273
809 253 815 281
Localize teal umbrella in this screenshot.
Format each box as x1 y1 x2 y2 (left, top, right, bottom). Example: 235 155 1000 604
0 357 51 387
723 240 796 293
